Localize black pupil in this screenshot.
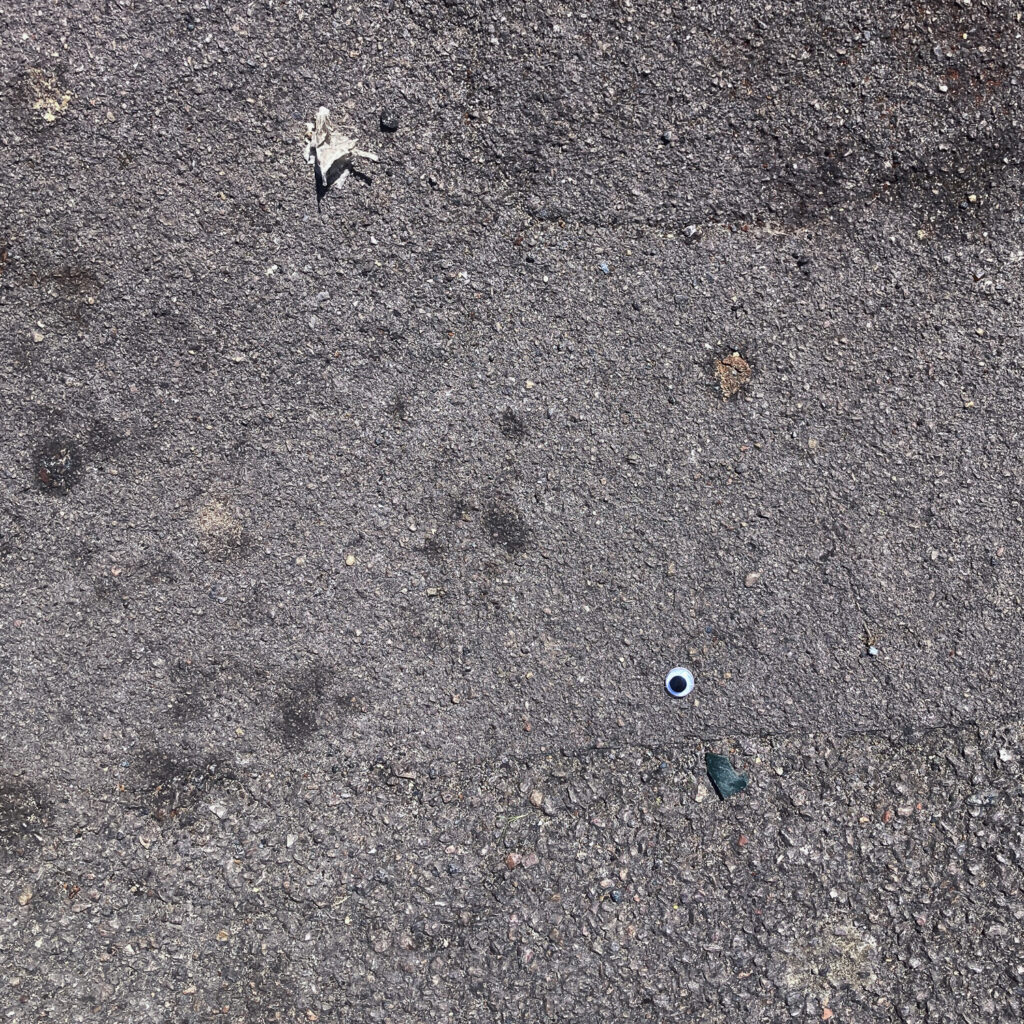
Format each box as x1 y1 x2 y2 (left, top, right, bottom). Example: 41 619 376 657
669 675 685 693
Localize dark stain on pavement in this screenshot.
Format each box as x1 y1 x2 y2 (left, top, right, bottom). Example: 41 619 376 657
499 408 528 441
143 755 234 825
0 779 50 861
482 503 532 554
33 437 83 494
277 663 330 744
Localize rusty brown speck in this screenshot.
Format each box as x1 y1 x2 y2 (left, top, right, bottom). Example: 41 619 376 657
714 352 752 398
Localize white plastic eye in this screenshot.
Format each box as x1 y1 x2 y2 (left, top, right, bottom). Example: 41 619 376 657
665 667 694 698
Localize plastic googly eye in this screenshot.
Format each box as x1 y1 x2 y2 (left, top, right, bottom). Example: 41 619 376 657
665 667 694 698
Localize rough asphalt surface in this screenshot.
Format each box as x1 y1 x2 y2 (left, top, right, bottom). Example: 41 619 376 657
1 0 1023 1019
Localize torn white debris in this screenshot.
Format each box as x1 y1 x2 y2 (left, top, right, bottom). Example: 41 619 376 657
304 106 378 191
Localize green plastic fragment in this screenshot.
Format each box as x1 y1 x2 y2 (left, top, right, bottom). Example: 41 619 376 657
705 752 748 800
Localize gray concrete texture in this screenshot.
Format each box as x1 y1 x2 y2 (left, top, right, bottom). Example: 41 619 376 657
1 0 1022 1020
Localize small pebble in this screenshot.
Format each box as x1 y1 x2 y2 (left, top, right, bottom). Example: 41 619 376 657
345 554 356 566
598 261 610 274
867 646 879 657
380 108 399 132
529 790 543 808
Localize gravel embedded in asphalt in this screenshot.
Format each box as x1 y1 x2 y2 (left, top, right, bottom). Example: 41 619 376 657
1 0 1023 1018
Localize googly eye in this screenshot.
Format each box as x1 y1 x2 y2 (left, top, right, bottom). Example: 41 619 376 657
665 667 694 698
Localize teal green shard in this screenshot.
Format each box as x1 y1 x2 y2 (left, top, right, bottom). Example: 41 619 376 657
705 752 748 800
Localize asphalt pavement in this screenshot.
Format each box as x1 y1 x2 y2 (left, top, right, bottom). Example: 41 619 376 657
1 1 1023 1019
